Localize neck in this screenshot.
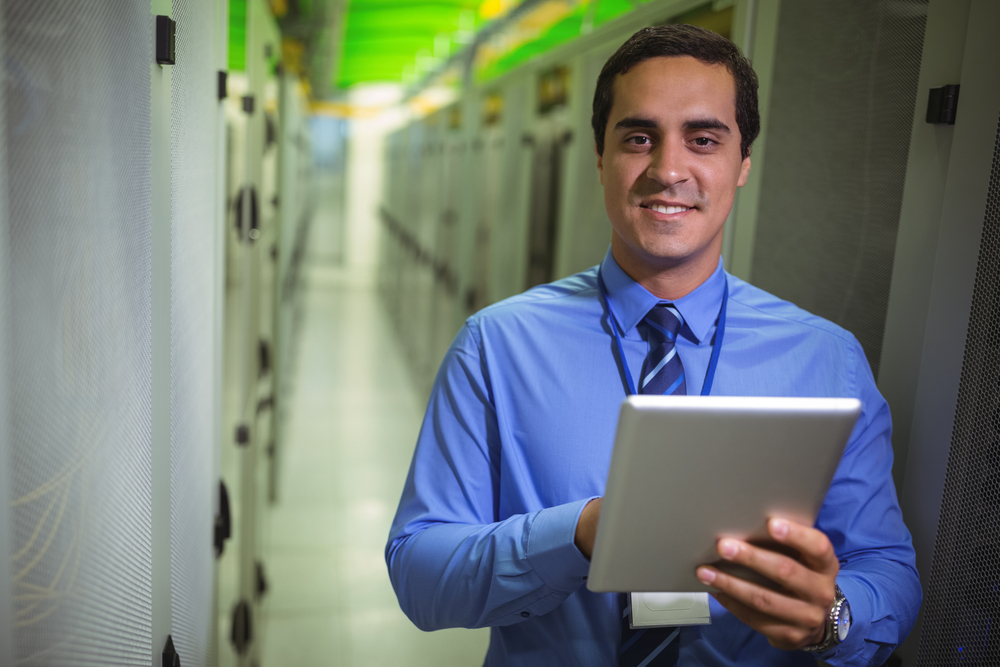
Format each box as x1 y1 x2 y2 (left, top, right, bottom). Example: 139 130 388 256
610 236 721 301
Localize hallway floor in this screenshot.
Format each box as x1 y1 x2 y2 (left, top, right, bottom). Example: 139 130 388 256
255 256 489 665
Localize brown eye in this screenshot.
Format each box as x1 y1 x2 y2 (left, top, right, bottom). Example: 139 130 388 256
693 137 715 147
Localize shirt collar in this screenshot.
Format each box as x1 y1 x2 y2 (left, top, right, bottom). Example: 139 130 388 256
599 247 726 345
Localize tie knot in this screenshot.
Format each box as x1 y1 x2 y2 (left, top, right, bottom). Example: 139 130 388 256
644 304 684 342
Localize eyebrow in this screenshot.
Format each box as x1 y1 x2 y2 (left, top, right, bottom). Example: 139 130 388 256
683 117 731 133
613 116 658 131
612 116 732 134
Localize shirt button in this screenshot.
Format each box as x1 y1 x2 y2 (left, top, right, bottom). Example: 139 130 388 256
520 611 530 618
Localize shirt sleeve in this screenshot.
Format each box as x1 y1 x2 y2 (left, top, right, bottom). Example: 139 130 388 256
815 337 922 666
385 321 595 631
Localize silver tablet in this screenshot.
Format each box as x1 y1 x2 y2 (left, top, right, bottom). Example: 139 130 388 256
586 395 861 593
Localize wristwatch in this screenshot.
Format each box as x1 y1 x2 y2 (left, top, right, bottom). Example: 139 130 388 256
803 584 851 653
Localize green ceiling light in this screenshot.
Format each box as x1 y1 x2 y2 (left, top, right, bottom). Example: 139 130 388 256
229 0 284 76
332 0 729 93
229 0 247 72
592 0 637 28
434 33 453 59
475 1 588 81
470 0 734 84
336 0 481 89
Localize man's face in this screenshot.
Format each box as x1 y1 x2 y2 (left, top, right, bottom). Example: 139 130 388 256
597 55 751 274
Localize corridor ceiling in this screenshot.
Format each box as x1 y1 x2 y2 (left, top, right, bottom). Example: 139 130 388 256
332 0 707 90
228 0 731 97
336 0 482 89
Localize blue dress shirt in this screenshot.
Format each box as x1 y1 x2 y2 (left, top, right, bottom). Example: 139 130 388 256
387 249 921 666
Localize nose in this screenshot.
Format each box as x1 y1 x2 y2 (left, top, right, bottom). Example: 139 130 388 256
645 137 690 189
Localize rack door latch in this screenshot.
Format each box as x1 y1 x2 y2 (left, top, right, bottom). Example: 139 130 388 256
926 84 960 125
214 480 231 558
155 16 176 65
163 634 181 667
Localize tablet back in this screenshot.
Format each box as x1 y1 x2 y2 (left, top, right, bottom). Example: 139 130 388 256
587 395 861 593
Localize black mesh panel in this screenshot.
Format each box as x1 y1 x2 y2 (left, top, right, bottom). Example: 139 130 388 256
916 112 1000 666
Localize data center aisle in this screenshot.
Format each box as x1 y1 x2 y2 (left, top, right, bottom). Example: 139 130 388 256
256 217 490 664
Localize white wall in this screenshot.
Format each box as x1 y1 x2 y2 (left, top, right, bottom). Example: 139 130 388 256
343 85 408 285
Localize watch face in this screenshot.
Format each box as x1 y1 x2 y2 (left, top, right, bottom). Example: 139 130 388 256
837 604 852 642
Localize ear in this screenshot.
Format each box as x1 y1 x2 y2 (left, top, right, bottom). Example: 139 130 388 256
596 144 604 186
737 156 751 187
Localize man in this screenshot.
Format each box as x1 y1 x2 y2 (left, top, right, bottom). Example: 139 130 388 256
386 25 920 666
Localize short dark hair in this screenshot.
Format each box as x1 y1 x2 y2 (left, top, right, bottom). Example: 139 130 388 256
591 24 759 160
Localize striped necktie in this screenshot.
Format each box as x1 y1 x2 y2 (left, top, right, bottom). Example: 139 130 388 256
619 596 680 667
619 302 686 666
640 303 686 396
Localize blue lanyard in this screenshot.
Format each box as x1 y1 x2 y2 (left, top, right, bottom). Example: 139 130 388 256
597 270 728 397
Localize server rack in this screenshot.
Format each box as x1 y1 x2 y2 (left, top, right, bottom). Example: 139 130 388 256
217 2 283 666
0 0 231 665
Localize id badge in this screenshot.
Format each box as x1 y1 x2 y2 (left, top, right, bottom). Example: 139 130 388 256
629 592 711 628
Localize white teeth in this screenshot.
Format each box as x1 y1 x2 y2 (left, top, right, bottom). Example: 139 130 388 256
649 205 690 214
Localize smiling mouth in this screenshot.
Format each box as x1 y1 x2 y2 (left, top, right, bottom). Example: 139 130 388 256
641 204 693 215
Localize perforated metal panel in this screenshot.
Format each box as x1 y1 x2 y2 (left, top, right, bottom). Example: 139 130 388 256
170 2 219 666
750 0 928 377
916 112 1000 666
2 2 153 665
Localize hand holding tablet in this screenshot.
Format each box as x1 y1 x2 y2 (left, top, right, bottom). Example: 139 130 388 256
696 516 840 649
586 395 859 592
582 396 860 643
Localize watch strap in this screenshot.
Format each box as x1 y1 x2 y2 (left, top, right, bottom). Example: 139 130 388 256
802 584 847 653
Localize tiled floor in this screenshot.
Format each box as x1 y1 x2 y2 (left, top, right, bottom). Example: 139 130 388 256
254 251 489 663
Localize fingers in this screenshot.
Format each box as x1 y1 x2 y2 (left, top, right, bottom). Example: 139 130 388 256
699 520 839 602
696 563 828 630
694 521 840 650
712 592 826 650
726 537 807 592
768 518 839 576
696 519 840 649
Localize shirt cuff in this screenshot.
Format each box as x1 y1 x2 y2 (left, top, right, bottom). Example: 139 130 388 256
525 497 598 593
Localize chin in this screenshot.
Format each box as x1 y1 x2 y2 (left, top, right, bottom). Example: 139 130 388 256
635 230 724 266
633 242 694 267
